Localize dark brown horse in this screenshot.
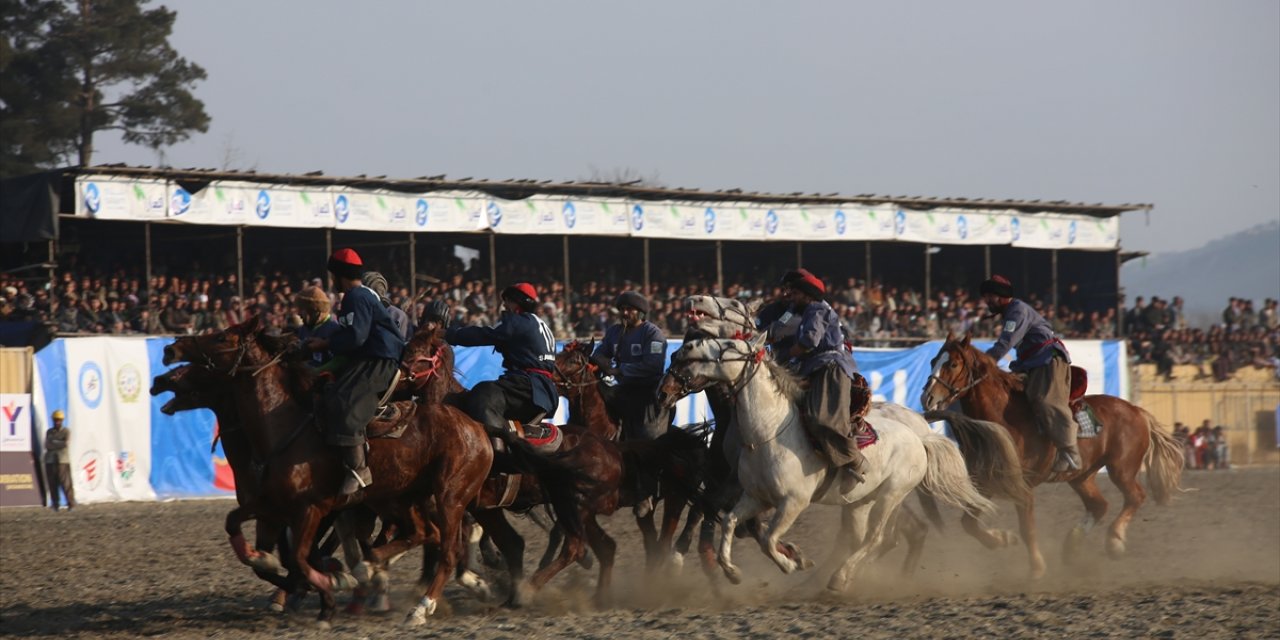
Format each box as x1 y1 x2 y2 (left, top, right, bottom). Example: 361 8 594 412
162 315 497 626
921 333 1184 578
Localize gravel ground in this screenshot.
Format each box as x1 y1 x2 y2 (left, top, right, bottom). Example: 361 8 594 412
2 466 1277 639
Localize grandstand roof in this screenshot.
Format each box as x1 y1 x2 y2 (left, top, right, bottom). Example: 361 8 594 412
63 164 1151 218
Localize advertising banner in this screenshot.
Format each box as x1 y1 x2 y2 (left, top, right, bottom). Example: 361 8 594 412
894 209 1015 246
75 176 168 220
0 393 41 507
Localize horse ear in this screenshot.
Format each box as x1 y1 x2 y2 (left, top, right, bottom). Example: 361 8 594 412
960 332 972 346
245 313 264 334
945 329 955 343
747 332 768 351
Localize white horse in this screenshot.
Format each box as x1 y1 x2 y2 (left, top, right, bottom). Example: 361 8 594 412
660 336 996 591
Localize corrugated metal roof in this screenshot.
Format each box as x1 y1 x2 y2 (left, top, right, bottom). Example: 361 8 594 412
62 164 1152 218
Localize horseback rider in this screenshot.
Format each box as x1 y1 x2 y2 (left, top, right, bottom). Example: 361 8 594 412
592 290 673 518
362 271 413 342
443 282 559 441
292 285 341 367
304 248 406 495
980 274 1079 472
591 291 673 441
770 268 869 492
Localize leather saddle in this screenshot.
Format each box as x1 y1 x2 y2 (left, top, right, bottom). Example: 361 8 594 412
491 418 563 455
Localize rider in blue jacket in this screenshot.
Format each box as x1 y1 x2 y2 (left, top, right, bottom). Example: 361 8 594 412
981 274 1078 472
444 282 559 440
775 269 868 491
305 248 406 495
591 291 672 441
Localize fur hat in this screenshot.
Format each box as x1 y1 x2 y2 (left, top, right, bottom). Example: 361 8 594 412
614 290 650 314
326 248 364 280
979 275 1014 298
361 271 390 301
293 286 331 314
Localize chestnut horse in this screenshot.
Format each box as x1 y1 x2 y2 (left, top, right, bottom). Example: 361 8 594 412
162 315 501 626
921 333 1185 578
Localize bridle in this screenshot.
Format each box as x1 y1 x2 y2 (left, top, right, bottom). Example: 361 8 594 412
185 335 282 378
401 350 443 391
925 349 988 408
669 340 766 400
686 296 755 335
553 349 599 394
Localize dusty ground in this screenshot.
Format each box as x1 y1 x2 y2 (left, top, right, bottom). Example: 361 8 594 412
2 466 1277 639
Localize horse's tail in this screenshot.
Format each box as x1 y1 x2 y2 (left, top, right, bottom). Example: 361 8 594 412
917 432 998 520
1142 409 1186 506
493 433 590 540
924 410 1031 508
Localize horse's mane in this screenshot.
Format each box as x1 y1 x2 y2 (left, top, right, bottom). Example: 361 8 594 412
958 341 1025 395
759 353 806 403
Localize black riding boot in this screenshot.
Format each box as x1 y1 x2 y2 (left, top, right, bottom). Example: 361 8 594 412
340 444 372 496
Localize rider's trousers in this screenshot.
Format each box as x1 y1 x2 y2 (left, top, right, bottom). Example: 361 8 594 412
1023 356 1078 458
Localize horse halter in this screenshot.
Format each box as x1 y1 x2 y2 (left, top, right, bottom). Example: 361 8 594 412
402 350 443 391
686 296 755 334
553 350 598 394
926 349 988 408
671 341 765 399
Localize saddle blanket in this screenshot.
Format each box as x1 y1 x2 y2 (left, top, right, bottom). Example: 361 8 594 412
854 423 878 449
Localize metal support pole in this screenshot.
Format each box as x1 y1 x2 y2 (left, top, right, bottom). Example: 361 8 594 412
642 238 650 293
796 241 803 267
865 241 872 283
1051 249 1059 313
47 240 55 293
924 243 932 305
236 226 244 303
1115 249 1124 337
715 240 724 295
562 235 571 305
984 245 991 277
144 222 152 300
408 232 416 301
488 234 497 307
325 228 333 291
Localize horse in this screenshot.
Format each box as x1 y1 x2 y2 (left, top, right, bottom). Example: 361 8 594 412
160 315 559 626
660 336 996 591
920 332 1185 578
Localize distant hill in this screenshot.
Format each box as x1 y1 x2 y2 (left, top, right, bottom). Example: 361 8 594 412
1121 220 1279 326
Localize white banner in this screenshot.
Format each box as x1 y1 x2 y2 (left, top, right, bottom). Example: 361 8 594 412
388 191 489 233
894 209 1015 245
167 181 256 225
628 201 682 238
562 198 632 236
703 204 766 240
243 185 336 228
761 206 897 241
0 394 33 453
62 338 155 503
1065 215 1120 250
75 177 168 220
1010 212 1117 250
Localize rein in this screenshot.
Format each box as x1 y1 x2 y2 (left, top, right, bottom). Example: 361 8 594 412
927 353 989 407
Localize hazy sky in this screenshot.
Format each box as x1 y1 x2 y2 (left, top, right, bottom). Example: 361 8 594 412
94 1 1280 255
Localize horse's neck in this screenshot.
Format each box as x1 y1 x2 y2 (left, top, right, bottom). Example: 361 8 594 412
232 366 309 457
568 384 616 437
734 366 799 446
960 351 1022 420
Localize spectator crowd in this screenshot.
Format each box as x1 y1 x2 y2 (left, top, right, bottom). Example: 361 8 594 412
2 260 1277 382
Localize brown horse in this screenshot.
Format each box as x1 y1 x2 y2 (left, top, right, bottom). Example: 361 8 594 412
920 333 1184 578
161 315 496 626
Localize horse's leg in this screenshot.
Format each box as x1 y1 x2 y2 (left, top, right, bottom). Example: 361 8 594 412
875 506 927 578
585 516 617 609
828 491 907 593
718 494 764 585
671 502 703 572
407 489 471 627
1104 463 1147 558
960 511 1018 549
755 497 807 575
822 501 866 592
454 518 496 602
1017 493 1047 580
290 506 342 627
635 509 660 573
653 491 685 573
1064 474 1109 563
527 511 587 593
537 525 563 572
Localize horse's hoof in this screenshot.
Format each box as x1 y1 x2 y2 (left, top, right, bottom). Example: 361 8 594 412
285 593 306 613
371 594 392 613
314 620 332 631
352 562 372 584
722 565 743 585
267 602 284 613
1107 536 1126 558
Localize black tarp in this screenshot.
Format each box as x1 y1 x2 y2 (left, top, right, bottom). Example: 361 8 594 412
0 172 60 241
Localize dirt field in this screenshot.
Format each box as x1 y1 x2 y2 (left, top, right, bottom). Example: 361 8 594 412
2 466 1277 639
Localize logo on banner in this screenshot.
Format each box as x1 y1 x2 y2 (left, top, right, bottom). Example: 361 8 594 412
78 361 104 409
563 201 577 229
834 210 847 235
1068 220 1077 245
415 199 429 226
147 194 166 215
80 450 104 491
335 195 350 223
255 190 271 219
894 210 907 236
116 364 142 403
83 183 102 214
115 450 137 483
704 208 716 234
631 205 645 231
390 205 407 223
957 215 969 240
1010 217 1021 241
170 188 192 216
486 201 502 227
765 210 779 235
1 396 30 452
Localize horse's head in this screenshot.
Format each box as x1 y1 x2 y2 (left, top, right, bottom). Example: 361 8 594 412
164 315 271 375
683 295 755 339
150 364 232 415
401 325 454 395
658 335 766 407
921 332 983 411
554 339 597 397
